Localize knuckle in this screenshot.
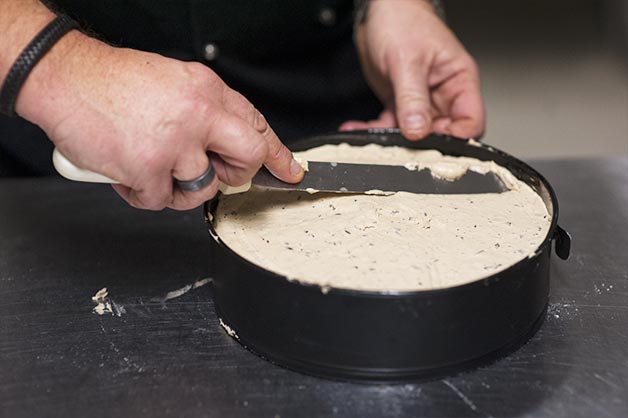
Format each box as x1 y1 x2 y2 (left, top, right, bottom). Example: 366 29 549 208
184 62 220 86
397 90 429 103
204 109 230 138
461 53 479 73
228 89 253 110
252 108 270 134
452 54 480 83
396 91 430 112
219 167 245 187
180 64 223 113
177 91 216 125
221 117 268 167
135 146 169 173
185 94 210 115
386 47 409 66
387 47 429 72
142 194 169 211
245 139 268 167
184 61 207 75
131 193 167 211
265 139 288 165
127 198 139 209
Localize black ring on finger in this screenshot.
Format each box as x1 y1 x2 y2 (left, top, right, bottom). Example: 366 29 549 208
175 163 215 192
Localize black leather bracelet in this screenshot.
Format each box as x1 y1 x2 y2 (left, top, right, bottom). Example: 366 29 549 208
0 15 78 117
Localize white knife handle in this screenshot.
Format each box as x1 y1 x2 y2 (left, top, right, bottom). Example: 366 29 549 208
52 148 117 184
218 182 251 195
52 147 250 195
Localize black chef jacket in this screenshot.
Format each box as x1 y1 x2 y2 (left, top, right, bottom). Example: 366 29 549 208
0 0 380 175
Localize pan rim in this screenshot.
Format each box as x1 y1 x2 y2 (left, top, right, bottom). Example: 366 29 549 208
204 129 561 298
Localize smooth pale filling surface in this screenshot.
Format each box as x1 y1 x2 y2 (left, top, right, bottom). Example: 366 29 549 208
214 144 551 292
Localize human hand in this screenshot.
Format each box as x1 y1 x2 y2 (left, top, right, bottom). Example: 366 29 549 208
340 0 485 140
16 32 304 210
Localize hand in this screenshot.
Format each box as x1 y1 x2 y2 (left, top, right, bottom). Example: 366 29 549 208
16 32 304 210
340 0 485 140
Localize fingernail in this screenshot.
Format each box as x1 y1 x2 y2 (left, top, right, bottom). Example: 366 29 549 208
290 158 303 176
404 114 426 135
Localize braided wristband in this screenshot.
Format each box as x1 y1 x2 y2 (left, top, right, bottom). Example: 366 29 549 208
0 15 78 117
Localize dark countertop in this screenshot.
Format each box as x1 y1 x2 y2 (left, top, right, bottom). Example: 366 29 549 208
1 156 627 418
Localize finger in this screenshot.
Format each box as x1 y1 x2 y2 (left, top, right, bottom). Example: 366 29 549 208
446 88 485 138
169 151 220 210
169 174 220 211
432 116 452 135
430 60 485 138
252 109 304 183
375 109 397 126
339 110 397 131
112 174 173 210
339 120 371 131
447 117 485 139
111 184 132 203
111 145 211 211
172 145 213 186
389 56 432 140
340 119 396 130
204 112 268 187
217 89 303 183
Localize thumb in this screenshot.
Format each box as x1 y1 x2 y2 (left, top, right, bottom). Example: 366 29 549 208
390 59 432 140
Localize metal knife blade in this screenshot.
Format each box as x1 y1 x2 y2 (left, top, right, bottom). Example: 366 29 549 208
252 162 507 194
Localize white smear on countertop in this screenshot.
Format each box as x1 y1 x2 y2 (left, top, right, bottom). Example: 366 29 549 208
442 380 479 413
152 277 213 303
91 287 126 316
91 278 212 317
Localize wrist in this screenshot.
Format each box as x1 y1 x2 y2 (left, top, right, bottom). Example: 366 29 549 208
0 5 56 82
1 15 81 118
357 0 443 25
14 30 106 134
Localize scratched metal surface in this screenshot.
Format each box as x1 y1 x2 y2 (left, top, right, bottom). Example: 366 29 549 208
0 157 627 418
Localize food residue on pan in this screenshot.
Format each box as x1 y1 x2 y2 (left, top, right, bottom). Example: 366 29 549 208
364 189 396 196
219 318 239 339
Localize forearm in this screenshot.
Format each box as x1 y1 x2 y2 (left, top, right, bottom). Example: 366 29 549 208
0 0 100 130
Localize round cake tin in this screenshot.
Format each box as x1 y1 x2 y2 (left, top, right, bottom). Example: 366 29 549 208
204 130 571 382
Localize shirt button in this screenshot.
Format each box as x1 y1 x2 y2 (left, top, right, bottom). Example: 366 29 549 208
203 43 219 61
318 7 337 26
